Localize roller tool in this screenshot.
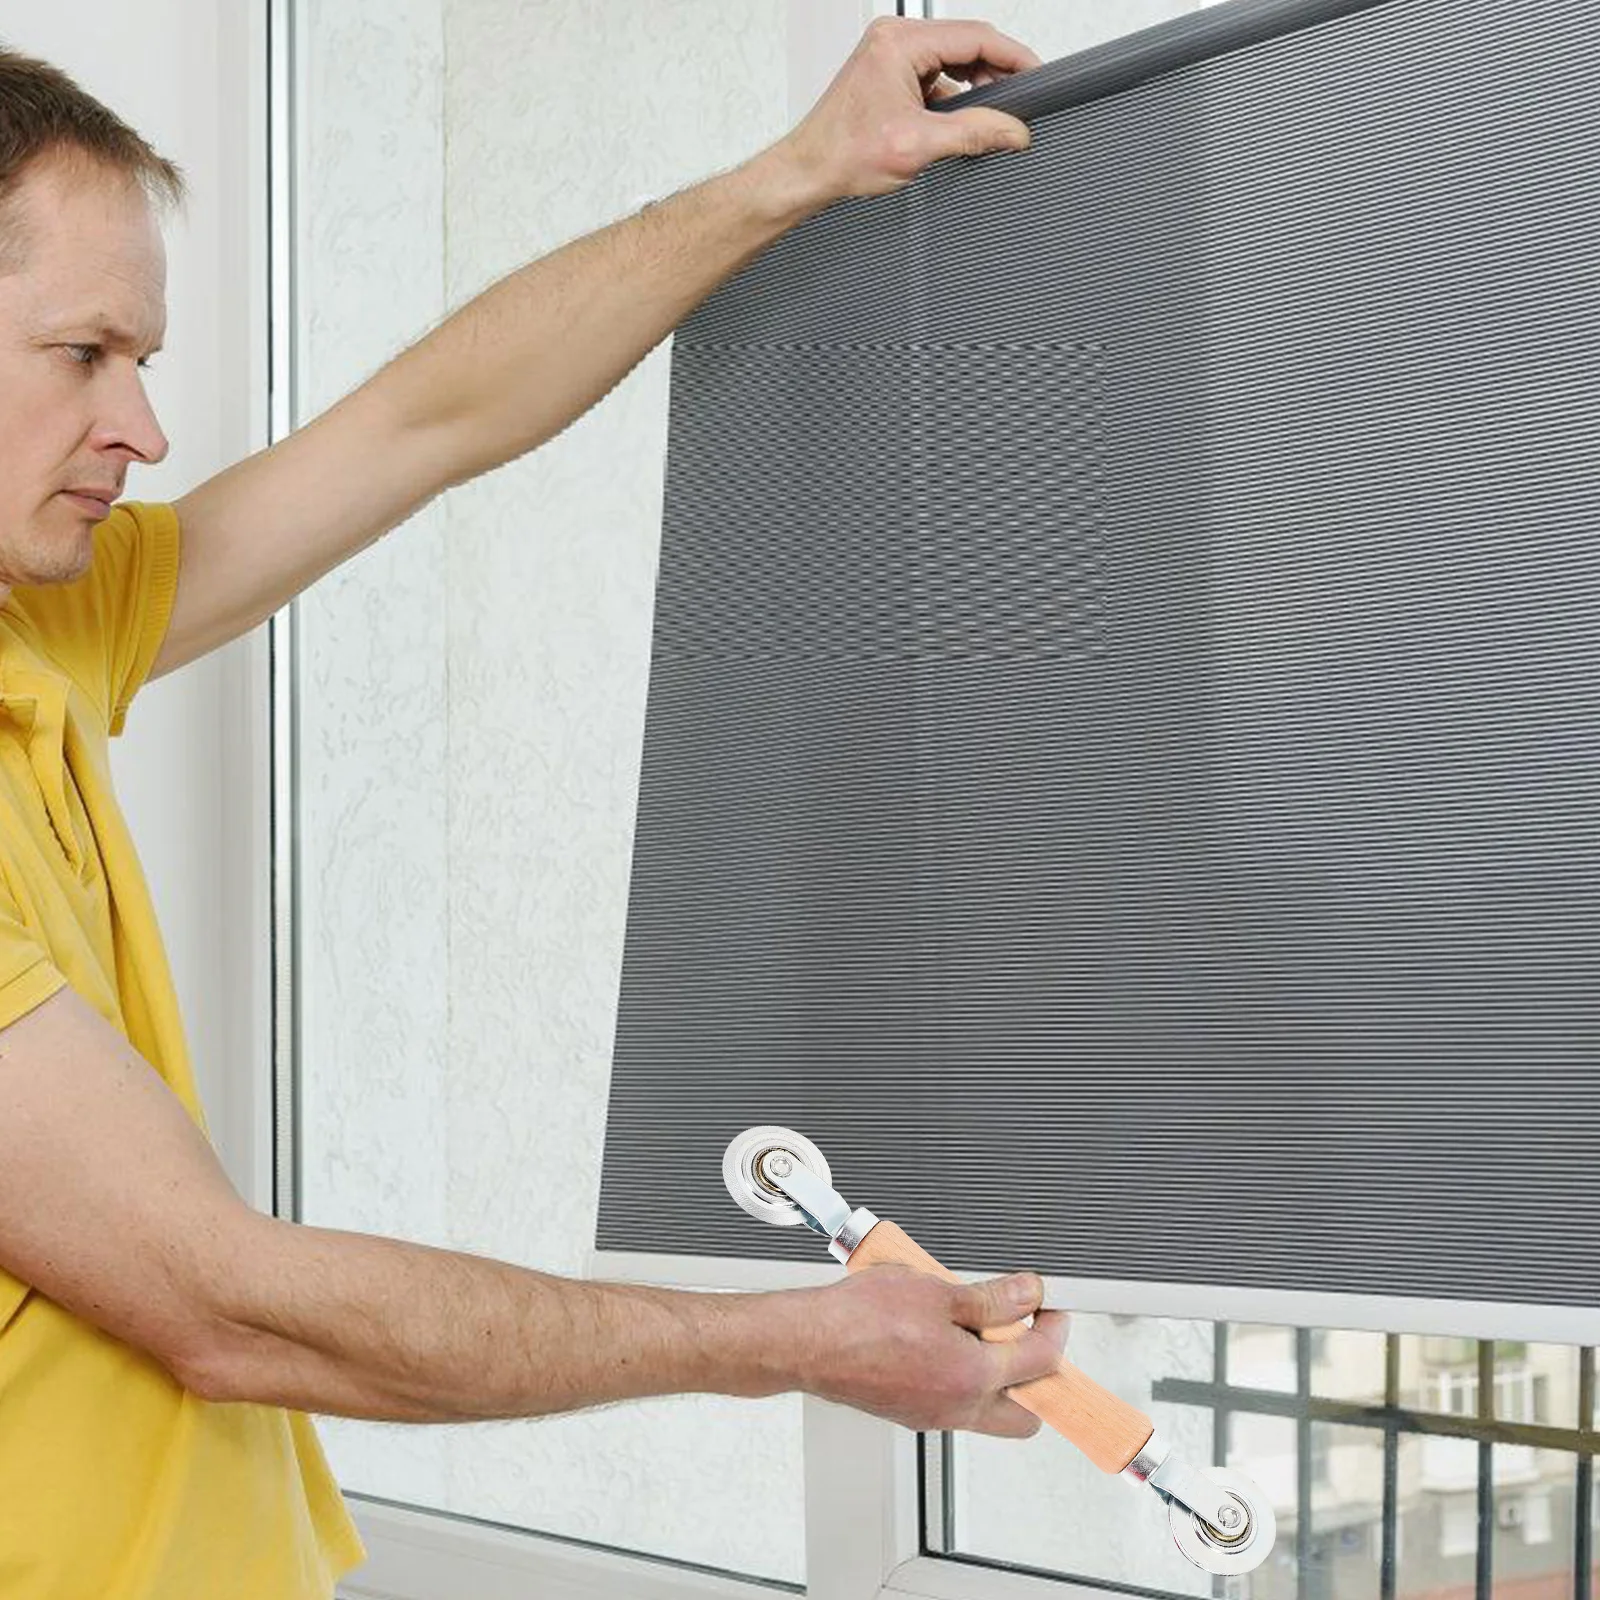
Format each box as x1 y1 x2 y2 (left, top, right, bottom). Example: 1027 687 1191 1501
722 1126 1276 1576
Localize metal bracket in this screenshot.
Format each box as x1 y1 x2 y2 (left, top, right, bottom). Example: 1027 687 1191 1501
1124 1431 1244 1533
761 1150 851 1239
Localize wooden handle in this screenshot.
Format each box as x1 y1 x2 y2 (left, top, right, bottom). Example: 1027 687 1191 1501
846 1217 1153 1475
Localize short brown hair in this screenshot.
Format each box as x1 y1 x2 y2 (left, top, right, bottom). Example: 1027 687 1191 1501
0 45 184 267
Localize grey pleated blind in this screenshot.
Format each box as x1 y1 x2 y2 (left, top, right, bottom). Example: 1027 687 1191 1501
597 0 1600 1308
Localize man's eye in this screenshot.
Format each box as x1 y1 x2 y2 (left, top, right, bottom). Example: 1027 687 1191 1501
60 345 154 371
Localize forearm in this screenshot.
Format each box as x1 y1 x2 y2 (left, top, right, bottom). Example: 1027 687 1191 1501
378 146 824 491
190 1214 794 1422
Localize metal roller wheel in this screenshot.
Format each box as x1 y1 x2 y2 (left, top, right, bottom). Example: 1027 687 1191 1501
722 1126 833 1228
1167 1467 1276 1575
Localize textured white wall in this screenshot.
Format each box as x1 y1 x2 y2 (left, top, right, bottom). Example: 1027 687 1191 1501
294 1 878 1583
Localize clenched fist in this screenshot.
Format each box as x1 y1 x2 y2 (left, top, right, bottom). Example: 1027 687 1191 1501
785 1264 1070 1437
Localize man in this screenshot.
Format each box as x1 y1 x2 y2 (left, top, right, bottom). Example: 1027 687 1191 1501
0 18 1067 1598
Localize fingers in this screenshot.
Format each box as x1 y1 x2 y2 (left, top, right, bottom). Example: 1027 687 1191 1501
967 1315 1069 1435
952 1271 1045 1332
810 1266 1070 1442
951 1278 1068 1426
1034 1307 1071 1358
974 1393 1045 1439
939 104 1032 159
993 1321 1069 1389
776 14 1037 204
897 18 1043 79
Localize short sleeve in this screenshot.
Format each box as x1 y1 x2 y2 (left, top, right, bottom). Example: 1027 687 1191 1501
0 891 67 1034
8 502 183 737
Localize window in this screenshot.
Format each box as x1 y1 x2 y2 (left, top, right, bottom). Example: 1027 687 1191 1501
1519 1490 1554 1546
1439 1500 1477 1561
1425 1367 1478 1418
1422 1364 1537 1422
931 1325 1597 1600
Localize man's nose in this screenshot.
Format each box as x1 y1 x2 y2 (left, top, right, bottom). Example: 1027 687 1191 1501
100 365 171 466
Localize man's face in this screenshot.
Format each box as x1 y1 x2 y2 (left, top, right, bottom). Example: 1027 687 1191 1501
0 156 169 588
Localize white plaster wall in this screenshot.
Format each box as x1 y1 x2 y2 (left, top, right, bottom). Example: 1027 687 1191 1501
293 1 879 1583
3 3 267 1195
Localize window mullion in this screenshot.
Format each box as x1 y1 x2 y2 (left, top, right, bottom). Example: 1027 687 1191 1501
1475 1342 1494 1600
804 1396 913 1598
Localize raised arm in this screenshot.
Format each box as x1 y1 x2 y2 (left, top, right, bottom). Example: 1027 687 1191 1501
0 987 1065 1431
155 18 1038 676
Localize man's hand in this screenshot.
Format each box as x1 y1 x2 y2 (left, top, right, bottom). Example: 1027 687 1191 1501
789 1265 1070 1436
772 17 1040 207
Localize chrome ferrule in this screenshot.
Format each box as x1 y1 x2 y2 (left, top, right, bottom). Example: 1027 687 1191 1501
828 1206 881 1264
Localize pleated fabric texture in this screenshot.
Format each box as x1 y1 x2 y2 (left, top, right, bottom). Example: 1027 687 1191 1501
597 0 1600 1308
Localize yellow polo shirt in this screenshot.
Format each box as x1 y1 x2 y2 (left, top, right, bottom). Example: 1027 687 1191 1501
0 503 365 1597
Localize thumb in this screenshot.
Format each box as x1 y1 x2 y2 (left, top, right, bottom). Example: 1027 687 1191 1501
927 106 1031 161
953 1271 1044 1332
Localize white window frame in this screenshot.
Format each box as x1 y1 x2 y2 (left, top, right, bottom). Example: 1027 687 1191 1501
332 1403 1121 1600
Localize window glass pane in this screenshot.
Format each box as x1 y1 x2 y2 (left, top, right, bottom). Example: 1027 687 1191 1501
291 0 808 1583
1502 1342 1580 1425
1309 1425 1383 1600
1230 1323 1298 1394
1314 1331 1388 1405
947 1315 1214 1593
1435 1494 1479 1562
1590 1456 1599 1596
1493 1453 1573 1600
1224 1411 1296 1554
941 1324 1594 1600
929 0 1232 65
1395 1420 1465 1593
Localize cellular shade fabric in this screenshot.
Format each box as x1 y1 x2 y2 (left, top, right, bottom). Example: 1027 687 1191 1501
597 0 1600 1308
